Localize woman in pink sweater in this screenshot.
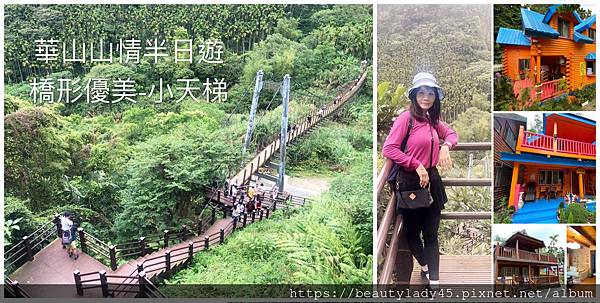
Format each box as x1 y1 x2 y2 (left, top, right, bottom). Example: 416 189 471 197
382 72 458 288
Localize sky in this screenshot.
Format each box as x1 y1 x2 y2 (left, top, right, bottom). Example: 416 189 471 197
493 224 566 249
502 112 597 131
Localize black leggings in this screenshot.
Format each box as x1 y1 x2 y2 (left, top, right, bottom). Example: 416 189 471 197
397 167 446 281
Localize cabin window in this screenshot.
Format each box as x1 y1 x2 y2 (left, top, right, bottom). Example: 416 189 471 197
589 29 596 42
518 59 530 74
494 117 502 134
558 18 570 38
586 61 595 76
494 165 513 187
500 267 520 278
503 122 517 150
538 170 563 185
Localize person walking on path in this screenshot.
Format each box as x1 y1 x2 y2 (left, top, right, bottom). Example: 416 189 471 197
59 212 73 250
67 222 80 260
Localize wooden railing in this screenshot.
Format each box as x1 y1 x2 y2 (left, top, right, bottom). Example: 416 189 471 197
521 131 554 152
517 126 595 159
531 275 560 285
232 71 368 186
76 205 221 271
539 79 566 101
556 137 596 157
494 245 559 263
4 276 31 298
377 142 492 284
75 191 306 297
4 216 60 274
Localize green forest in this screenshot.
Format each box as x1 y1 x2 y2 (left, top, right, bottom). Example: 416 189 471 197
4 4 373 284
377 5 492 255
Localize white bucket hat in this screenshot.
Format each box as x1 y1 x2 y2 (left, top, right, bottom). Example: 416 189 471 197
407 72 444 101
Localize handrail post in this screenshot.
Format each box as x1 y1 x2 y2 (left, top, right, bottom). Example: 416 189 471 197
243 213 247 227
188 241 194 263
23 236 33 261
204 236 209 250
211 207 216 224
217 190 221 204
109 245 117 271
11 280 22 297
139 237 146 257
138 271 147 298
73 270 83 296
99 270 109 297
181 225 188 240
219 229 224 244
163 230 169 249
54 215 62 238
165 250 171 272
78 227 87 254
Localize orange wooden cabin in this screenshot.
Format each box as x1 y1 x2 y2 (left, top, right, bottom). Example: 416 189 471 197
496 5 596 101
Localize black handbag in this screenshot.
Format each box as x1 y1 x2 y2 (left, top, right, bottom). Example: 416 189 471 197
396 183 434 209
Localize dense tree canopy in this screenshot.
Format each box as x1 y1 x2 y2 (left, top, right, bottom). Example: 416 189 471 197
4 4 373 264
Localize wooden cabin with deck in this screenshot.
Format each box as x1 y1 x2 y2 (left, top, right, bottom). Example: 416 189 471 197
496 5 596 102
494 113 595 223
495 231 562 290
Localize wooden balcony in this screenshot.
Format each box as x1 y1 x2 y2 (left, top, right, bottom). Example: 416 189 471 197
494 245 559 264
512 78 567 103
496 274 560 285
516 126 596 160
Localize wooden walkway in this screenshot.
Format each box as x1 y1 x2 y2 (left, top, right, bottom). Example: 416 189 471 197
10 239 109 298
409 255 492 285
9 218 231 298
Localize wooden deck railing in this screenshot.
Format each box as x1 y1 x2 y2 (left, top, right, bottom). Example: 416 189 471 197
539 79 566 101
494 246 558 263
377 142 492 284
4 276 31 298
74 190 306 297
521 131 554 152
556 137 596 157
4 216 60 274
517 126 595 159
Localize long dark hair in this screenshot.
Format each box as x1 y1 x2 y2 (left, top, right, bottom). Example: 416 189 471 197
408 86 441 127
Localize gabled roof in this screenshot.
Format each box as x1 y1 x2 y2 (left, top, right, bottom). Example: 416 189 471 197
504 231 546 251
573 10 584 23
574 15 596 32
543 5 559 23
585 52 596 61
574 31 594 43
521 8 560 38
496 28 531 46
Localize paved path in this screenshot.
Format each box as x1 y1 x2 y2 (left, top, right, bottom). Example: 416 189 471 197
11 239 109 297
10 218 232 298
